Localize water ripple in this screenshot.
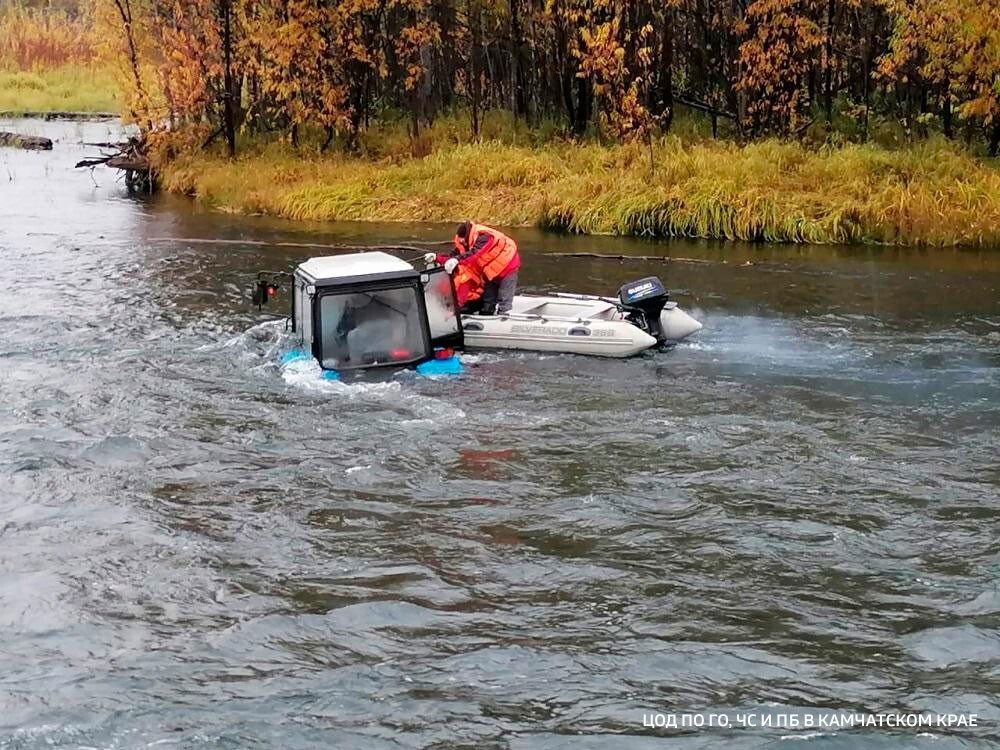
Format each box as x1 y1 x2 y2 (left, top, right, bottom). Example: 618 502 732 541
1 118 999 748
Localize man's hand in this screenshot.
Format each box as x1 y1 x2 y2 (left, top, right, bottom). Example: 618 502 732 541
444 258 458 274
423 252 437 264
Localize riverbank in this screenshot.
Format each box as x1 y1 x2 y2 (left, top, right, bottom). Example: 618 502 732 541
0 68 117 114
0 5 116 115
161 134 1000 247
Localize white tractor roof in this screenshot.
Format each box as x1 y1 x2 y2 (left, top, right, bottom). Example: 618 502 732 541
296 251 414 283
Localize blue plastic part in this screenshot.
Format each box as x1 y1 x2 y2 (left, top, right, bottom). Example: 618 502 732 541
280 349 310 365
279 348 338 379
416 355 463 376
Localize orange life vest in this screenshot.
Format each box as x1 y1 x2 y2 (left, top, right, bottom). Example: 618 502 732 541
452 262 484 306
455 223 519 281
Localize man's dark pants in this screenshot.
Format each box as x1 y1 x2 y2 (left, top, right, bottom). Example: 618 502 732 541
479 271 518 315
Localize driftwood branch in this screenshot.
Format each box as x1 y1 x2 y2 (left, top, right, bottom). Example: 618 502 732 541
793 118 816 137
201 125 225 150
75 156 113 168
674 95 738 122
75 136 153 191
107 155 150 170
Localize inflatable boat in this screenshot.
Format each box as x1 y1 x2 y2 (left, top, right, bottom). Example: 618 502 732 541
252 251 702 375
461 289 702 358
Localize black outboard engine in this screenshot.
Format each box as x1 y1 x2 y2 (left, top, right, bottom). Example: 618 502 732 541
618 276 670 344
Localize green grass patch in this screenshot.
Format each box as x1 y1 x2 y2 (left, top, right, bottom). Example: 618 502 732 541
0 66 118 113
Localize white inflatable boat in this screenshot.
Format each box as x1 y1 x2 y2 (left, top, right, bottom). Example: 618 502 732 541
461 290 702 358
254 252 703 375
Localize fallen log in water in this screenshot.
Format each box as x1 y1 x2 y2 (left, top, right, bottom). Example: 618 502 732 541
0 110 118 121
0 131 53 150
106 154 151 171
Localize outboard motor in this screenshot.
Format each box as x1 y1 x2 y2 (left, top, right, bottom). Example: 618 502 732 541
618 276 670 344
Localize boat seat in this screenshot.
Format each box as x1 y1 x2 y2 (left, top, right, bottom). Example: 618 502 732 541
513 299 619 320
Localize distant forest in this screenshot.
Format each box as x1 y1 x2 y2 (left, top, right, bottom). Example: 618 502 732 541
9 0 1000 153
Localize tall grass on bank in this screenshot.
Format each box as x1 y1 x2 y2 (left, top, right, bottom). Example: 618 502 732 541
160 125 1000 247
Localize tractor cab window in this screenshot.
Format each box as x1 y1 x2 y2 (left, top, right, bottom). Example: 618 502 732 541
318 285 429 370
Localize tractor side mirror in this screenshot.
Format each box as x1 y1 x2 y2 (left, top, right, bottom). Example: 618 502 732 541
252 277 281 309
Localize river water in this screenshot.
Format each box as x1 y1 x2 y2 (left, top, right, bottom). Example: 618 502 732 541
1 118 999 749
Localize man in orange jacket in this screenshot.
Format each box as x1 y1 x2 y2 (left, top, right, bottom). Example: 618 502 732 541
450 220 521 315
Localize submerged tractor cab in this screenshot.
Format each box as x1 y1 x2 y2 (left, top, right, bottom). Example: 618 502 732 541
251 249 702 375
287 252 463 375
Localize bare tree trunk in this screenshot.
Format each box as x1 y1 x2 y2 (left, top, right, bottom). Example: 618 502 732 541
824 0 835 123
111 0 151 132
509 0 528 118
219 0 237 157
861 12 875 142
469 0 481 137
573 75 592 135
656 7 675 131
